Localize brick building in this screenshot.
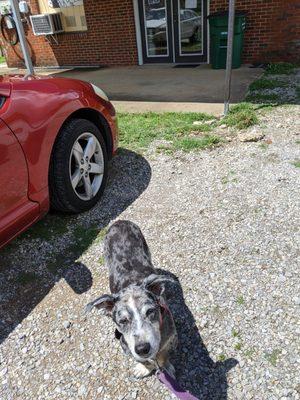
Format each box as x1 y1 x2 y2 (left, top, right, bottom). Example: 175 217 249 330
2 0 300 68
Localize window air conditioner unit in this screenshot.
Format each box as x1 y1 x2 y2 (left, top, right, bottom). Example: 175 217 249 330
30 13 64 36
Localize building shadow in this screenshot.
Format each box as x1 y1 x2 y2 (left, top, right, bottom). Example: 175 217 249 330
156 268 238 400
0 149 151 344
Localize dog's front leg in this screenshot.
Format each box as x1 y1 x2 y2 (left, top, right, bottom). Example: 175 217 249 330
157 352 176 379
132 362 154 379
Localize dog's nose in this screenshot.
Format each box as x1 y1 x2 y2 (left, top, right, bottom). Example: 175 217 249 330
135 342 151 356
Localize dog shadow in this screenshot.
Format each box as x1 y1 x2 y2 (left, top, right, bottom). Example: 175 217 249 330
157 268 238 400
0 149 151 344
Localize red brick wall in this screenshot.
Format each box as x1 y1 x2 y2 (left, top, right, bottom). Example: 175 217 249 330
2 0 300 67
210 0 300 64
2 0 138 67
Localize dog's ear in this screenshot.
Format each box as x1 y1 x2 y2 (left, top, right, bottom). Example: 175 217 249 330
143 274 176 296
85 294 116 316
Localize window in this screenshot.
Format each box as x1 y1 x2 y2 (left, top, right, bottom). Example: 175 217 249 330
37 0 87 32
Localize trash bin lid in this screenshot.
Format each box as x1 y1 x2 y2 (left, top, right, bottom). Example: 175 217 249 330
207 10 247 19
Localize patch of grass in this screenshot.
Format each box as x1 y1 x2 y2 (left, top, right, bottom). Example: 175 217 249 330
236 295 245 305
16 272 39 285
0 55 6 63
24 214 69 241
222 103 258 129
221 174 238 184
70 225 107 254
218 354 226 362
292 160 300 168
296 140 300 145
265 62 296 75
46 225 108 274
118 112 216 151
98 255 105 265
249 77 288 91
259 143 269 150
173 135 221 152
246 92 281 103
244 348 256 360
264 349 281 366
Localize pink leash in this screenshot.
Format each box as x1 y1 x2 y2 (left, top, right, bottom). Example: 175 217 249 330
156 369 199 400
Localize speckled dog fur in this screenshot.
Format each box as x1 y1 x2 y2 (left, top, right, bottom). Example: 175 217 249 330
86 220 177 378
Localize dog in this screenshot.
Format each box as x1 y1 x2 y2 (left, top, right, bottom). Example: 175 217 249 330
86 220 178 378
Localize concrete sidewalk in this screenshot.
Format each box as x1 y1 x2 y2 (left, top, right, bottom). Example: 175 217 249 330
58 64 263 103
112 100 224 115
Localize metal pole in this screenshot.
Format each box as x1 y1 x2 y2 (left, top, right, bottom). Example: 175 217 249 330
10 0 34 75
224 0 235 115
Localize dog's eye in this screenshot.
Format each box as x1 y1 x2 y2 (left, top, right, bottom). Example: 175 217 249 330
146 308 156 317
119 318 129 325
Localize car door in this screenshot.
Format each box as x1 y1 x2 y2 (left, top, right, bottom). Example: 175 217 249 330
0 117 39 247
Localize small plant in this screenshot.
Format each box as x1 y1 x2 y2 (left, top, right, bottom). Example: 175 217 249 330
218 354 226 362
292 160 300 168
98 255 105 265
244 348 256 359
259 143 269 150
232 329 240 338
265 62 296 75
264 349 281 366
236 295 245 305
234 343 242 351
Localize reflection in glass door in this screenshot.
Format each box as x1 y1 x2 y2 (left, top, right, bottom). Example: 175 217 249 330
138 0 173 63
178 0 202 55
174 0 207 63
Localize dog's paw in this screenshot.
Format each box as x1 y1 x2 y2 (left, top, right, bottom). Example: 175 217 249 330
164 360 176 379
132 363 152 379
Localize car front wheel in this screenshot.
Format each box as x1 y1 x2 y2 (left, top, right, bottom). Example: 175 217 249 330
49 118 108 213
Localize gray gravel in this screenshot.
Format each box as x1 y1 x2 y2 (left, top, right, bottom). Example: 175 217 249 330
0 105 300 400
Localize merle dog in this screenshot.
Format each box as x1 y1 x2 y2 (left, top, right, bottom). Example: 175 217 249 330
86 220 177 378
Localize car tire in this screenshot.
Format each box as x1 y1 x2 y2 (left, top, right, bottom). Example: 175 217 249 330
49 118 108 213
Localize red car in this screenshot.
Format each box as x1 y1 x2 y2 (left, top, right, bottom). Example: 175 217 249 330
0 74 118 249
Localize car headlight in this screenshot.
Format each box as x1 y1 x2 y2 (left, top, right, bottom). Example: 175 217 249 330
91 83 109 102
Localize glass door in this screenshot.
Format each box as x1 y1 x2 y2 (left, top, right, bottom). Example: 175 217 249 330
173 0 207 63
138 0 207 64
138 0 173 63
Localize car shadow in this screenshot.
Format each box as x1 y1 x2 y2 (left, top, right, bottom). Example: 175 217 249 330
0 149 151 344
156 268 238 400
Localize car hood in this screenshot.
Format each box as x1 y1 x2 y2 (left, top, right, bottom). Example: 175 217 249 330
0 74 51 96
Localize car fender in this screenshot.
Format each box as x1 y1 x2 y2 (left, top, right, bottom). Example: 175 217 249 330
0 78 115 212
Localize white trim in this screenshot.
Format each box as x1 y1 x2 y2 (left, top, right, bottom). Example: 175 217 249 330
177 0 204 57
133 0 143 65
207 0 210 63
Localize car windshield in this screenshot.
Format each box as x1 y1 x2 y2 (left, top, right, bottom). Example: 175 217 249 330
146 9 165 20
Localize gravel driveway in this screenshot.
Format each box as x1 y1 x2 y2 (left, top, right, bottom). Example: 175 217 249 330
0 106 299 400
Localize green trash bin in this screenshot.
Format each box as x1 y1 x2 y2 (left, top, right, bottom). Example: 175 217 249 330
208 11 246 69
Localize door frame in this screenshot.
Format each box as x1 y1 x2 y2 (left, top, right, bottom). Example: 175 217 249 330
133 0 209 65
137 0 174 64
